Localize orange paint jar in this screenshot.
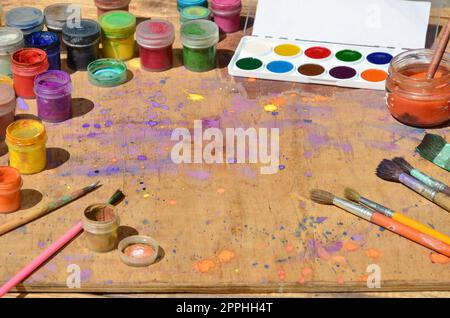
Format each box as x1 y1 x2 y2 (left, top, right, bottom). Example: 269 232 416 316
386 49 449 127
0 166 22 213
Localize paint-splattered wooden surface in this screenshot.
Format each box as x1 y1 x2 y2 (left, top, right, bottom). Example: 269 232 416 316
0 0 449 295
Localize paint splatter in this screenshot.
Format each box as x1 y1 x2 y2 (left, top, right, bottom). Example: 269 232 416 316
193 260 216 273
429 253 450 264
365 248 382 260
186 92 205 102
137 155 147 161
217 188 225 194
105 120 113 127
17 98 30 111
193 250 236 273
264 104 278 112
343 242 360 252
80 269 92 282
217 250 235 263
278 270 286 281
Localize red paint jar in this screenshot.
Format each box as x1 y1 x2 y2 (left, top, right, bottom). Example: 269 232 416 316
136 20 175 72
0 84 16 140
11 48 49 99
94 0 131 16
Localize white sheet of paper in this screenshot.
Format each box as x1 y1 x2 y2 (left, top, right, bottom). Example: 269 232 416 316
252 0 431 49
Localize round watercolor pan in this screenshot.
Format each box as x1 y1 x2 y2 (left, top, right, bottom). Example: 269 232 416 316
242 40 272 57
329 66 358 80
335 49 364 64
304 46 332 61
297 63 326 77
361 69 388 82
366 52 393 65
266 60 295 74
273 43 302 58
235 57 264 71
118 235 159 267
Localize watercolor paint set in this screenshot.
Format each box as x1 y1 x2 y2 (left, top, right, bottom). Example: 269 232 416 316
228 0 432 90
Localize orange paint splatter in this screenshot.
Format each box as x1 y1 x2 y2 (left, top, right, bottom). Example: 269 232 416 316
430 253 450 264
278 270 286 281
247 78 257 83
193 250 236 274
193 259 216 273
217 188 225 194
302 268 313 276
168 200 177 206
331 255 347 263
285 244 294 253
217 250 235 263
271 97 287 107
365 248 382 260
343 242 359 252
336 276 345 284
359 275 369 282
297 276 306 285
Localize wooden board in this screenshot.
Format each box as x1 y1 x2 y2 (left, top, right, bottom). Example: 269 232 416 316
0 0 449 295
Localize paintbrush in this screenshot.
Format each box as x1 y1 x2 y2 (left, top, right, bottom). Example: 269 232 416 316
0 189 125 298
392 157 450 195
345 188 450 245
376 159 450 212
416 134 450 171
310 189 450 257
0 181 101 237
427 20 450 79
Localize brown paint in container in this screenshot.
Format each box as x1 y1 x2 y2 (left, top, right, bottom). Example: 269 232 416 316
298 63 325 77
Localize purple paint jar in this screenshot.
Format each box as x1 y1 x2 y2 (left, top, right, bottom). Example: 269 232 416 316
34 70 72 122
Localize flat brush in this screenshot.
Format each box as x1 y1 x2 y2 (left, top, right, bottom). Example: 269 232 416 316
416 134 450 171
345 188 450 245
310 189 450 257
376 159 450 212
392 157 450 195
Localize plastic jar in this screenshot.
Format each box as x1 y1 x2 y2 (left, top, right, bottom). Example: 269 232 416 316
6 119 47 175
34 70 72 122
94 0 131 17
0 75 14 87
0 166 22 213
211 0 241 33
62 19 101 71
5 7 44 36
136 19 175 72
178 0 208 11
181 20 219 72
99 11 136 61
386 49 450 127
0 84 16 140
25 31 61 70
0 27 24 77
82 203 120 253
44 3 75 50
180 6 211 24
11 48 49 99
88 58 127 87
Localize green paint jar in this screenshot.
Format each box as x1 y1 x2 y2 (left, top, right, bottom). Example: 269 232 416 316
181 20 219 72
180 6 211 23
87 58 127 87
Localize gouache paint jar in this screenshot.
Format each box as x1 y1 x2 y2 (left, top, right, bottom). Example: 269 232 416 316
0 84 16 140
0 166 22 213
0 27 24 77
34 70 72 122
62 19 100 71
180 6 211 23
99 11 136 61
181 20 219 72
87 58 127 87
82 203 120 253
11 48 49 99
211 0 241 33
25 31 61 70
6 119 48 175
44 3 76 50
6 7 44 36
178 0 208 11
95 0 131 17
136 19 175 72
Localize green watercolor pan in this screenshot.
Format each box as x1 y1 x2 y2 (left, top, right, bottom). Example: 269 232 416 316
87 58 128 87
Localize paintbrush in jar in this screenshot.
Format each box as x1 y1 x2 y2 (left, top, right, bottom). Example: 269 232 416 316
392 157 450 195
345 187 450 245
310 189 450 257
427 20 450 79
376 159 450 212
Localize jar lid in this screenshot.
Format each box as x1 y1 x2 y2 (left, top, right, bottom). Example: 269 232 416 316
0 83 15 107
6 119 47 147
180 20 219 49
62 19 101 46
25 31 60 51
88 58 128 87
34 70 72 96
44 3 74 30
211 0 241 11
0 27 24 55
180 6 211 21
99 11 136 36
178 0 207 9
136 19 175 49
95 0 131 10
0 166 22 191
118 235 160 267
6 7 44 30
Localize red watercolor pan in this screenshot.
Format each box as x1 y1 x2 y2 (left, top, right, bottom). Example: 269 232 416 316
305 46 332 60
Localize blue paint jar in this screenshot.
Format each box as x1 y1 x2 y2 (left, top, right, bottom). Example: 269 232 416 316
5 7 44 36
177 0 208 11
25 32 61 70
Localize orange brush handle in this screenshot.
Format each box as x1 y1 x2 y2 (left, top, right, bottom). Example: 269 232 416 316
392 213 450 245
372 213 450 257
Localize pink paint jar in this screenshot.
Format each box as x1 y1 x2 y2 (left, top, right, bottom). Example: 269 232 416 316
211 0 241 33
94 0 131 16
136 19 175 72
0 84 16 140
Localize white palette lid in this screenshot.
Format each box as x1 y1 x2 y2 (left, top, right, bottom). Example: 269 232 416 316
252 0 431 49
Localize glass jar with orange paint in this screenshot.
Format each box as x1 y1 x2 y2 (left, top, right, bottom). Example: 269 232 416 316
385 49 449 127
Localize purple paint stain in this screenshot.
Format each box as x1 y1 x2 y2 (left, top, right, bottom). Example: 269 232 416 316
351 234 365 242
82 123 90 128
80 269 92 282
279 165 285 170
308 133 329 149
94 123 101 129
38 241 46 248
17 98 30 110
137 155 147 161
323 241 343 253
304 171 313 177
202 117 220 128
316 217 327 224
147 120 158 127
186 170 210 180
105 120 113 127
304 151 313 159
342 143 353 153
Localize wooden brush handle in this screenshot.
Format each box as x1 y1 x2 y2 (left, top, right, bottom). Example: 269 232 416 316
0 207 50 236
434 192 450 212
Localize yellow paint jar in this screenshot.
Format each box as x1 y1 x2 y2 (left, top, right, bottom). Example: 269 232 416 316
6 120 47 174
99 11 136 61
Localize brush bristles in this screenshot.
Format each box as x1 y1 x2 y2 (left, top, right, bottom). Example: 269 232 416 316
417 134 447 162
344 188 361 202
376 159 403 182
392 157 414 173
108 190 125 206
310 189 335 205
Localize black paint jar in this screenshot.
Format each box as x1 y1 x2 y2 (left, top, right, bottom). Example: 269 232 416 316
62 19 100 71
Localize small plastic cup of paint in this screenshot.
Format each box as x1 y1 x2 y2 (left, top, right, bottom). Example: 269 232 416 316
0 84 16 140
44 3 77 50
0 27 24 77
180 6 211 23
99 11 136 61
87 58 127 87
34 70 72 123
136 19 175 72
181 20 219 72
25 31 61 70
177 0 208 11
211 0 241 33
62 19 101 71
5 7 44 36
10 48 49 99
6 119 48 175
118 235 159 267
94 0 131 17
0 166 22 213
82 203 120 253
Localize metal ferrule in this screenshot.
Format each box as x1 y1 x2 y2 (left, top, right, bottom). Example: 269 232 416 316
399 173 437 200
333 197 373 221
360 197 394 218
410 169 447 193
